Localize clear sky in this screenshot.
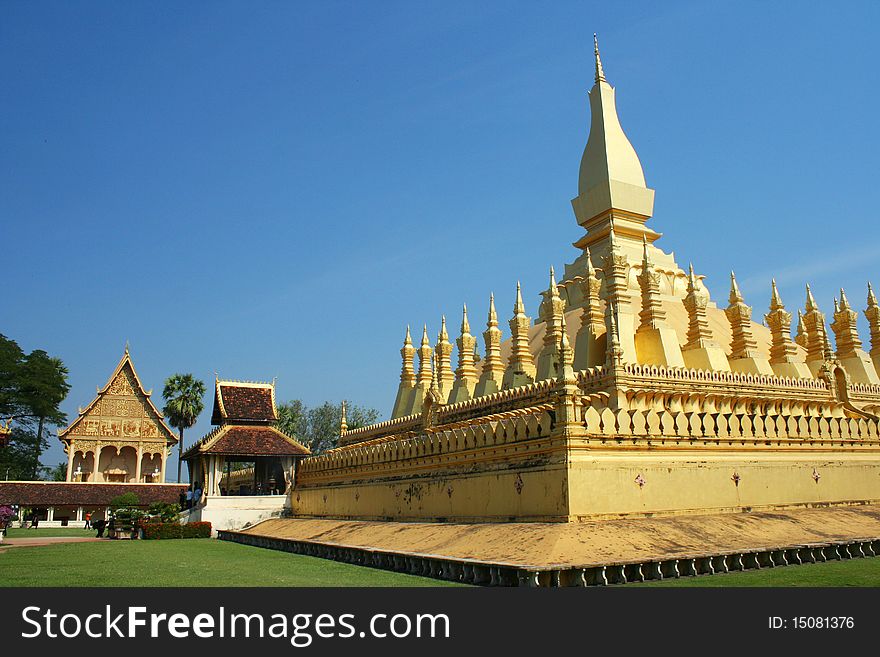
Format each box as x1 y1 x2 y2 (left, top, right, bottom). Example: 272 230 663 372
3 1 879 479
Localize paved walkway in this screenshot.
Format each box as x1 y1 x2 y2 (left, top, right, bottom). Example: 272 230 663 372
0 536 104 549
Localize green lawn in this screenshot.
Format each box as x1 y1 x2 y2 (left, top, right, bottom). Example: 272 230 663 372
4 527 95 539
0 538 465 587
632 556 880 587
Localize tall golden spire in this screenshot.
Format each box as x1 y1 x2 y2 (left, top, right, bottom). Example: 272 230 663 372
726 272 758 357
435 316 454 399
726 272 773 374
449 304 479 403
865 282 880 367
391 325 418 418
802 284 830 368
537 266 567 380
832 288 863 358
637 237 666 330
400 326 415 385
683 264 712 349
417 324 433 387
680 264 729 371
763 280 811 379
339 400 348 437
830 287 880 384
765 280 799 363
574 247 606 369
503 282 537 389
794 309 808 348
571 33 655 253
475 293 505 397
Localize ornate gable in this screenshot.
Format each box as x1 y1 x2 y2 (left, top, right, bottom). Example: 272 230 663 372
58 348 177 448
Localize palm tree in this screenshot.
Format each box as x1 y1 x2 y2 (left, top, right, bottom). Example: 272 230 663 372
162 374 206 483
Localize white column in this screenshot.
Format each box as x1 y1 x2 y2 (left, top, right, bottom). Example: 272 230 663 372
160 448 167 483
135 444 143 483
66 450 75 482
206 455 215 498
76 507 83 521
47 507 55 522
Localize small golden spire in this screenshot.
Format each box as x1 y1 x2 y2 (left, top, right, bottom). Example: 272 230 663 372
340 400 348 436
585 246 596 277
404 324 412 346
514 281 525 314
805 284 818 312
593 33 606 84
770 279 783 311
765 280 800 364
865 282 880 360
488 292 498 325
461 304 470 335
839 288 851 311
416 324 433 386
729 271 744 304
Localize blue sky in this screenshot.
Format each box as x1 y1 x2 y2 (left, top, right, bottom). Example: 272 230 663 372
3 1 879 478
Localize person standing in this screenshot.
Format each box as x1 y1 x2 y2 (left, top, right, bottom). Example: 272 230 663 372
84 511 92 529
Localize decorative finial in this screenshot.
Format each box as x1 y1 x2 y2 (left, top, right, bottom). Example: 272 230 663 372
729 271 744 304
421 324 431 347
549 266 559 295
404 325 412 346
439 315 448 341
514 281 525 314
124 340 130 355
770 279 783 309
805 284 818 312
488 292 498 323
585 247 595 277
593 33 606 83
340 400 348 435
687 263 697 291
839 288 850 310
869 282 878 307
461 304 470 334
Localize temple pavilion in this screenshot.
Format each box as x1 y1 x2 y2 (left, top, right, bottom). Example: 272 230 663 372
282 36 880 526
0 347 185 525
182 379 309 532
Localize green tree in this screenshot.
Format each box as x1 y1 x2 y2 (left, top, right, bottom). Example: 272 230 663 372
162 374 206 483
48 462 68 481
0 334 70 480
275 400 379 454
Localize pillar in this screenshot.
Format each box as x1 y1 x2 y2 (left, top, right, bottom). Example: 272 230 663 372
135 444 143 483
94 443 103 482
47 507 54 522
66 451 75 482
76 507 83 522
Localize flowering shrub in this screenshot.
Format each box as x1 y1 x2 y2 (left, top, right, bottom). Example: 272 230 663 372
0 505 14 533
141 521 211 540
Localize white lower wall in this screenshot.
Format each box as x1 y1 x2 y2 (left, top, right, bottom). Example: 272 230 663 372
184 495 286 535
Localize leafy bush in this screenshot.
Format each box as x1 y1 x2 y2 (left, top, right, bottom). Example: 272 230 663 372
141 521 211 540
109 492 140 510
147 502 180 522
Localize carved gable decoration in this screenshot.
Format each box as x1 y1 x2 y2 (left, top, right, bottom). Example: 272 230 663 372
58 349 178 448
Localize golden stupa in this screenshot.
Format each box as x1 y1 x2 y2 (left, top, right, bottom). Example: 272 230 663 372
286 37 880 528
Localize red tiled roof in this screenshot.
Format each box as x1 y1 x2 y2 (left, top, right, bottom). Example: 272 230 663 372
188 426 309 457
212 384 276 424
0 482 187 506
